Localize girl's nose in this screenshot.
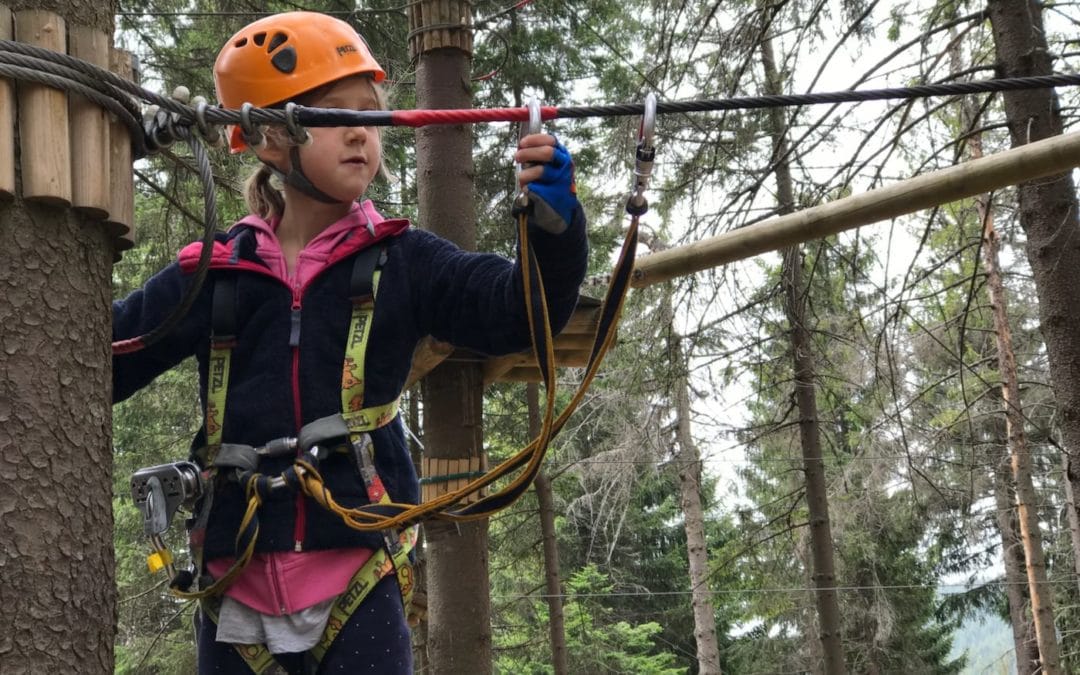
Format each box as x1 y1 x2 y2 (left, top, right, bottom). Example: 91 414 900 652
343 124 368 144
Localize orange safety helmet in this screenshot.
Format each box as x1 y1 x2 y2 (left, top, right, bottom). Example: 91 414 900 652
214 12 386 153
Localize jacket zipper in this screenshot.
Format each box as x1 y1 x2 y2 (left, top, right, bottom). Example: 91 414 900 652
290 294 305 551
208 242 382 554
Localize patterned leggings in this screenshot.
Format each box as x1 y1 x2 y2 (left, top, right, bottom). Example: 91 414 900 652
195 575 412 674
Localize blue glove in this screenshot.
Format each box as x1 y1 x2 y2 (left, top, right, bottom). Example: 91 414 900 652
525 140 577 234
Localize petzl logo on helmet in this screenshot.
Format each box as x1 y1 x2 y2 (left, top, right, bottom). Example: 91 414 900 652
337 44 359 57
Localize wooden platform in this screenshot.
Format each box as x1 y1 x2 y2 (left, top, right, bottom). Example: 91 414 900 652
404 295 603 387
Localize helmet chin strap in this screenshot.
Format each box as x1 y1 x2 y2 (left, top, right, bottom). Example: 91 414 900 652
264 146 344 205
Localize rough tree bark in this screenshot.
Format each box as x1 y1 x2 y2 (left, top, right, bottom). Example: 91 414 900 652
0 1 117 672
410 2 491 671
1063 456 1080 593
671 345 723 674
646 262 723 674
760 23 847 675
950 35 1041 672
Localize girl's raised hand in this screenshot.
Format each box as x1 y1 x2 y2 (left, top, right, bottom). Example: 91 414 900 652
514 134 577 234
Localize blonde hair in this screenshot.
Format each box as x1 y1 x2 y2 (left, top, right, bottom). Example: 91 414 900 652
243 77 391 220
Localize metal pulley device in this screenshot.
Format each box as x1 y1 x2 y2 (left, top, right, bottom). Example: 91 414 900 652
130 461 204 575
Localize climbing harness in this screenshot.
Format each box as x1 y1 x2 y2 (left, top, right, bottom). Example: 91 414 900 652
132 243 413 584
132 243 417 671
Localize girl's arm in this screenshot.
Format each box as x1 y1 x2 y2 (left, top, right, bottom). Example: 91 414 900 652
406 139 588 356
112 262 211 403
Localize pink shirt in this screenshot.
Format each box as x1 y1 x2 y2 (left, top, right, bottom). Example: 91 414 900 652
207 200 385 616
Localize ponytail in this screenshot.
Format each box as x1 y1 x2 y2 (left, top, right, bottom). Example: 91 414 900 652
243 163 285 220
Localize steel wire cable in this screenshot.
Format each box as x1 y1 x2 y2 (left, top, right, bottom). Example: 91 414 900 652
8 38 1080 148
300 73 1080 127
111 125 218 354
0 58 147 156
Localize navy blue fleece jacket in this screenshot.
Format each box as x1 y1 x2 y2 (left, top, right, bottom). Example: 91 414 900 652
113 202 587 560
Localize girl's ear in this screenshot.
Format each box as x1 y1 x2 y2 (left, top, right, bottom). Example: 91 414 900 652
253 132 290 169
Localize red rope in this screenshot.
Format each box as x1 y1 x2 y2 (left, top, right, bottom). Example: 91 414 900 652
391 106 559 127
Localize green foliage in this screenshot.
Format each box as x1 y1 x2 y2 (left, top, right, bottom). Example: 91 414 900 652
494 566 687 674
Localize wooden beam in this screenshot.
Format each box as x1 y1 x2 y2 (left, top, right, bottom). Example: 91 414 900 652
0 5 13 199
404 336 454 390
631 129 1080 288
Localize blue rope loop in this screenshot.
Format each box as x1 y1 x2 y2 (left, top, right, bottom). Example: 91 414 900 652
280 466 304 492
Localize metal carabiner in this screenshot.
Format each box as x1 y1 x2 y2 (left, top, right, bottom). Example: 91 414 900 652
514 97 543 213
627 93 657 216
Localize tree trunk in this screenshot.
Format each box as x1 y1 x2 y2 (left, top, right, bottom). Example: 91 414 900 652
993 453 1040 675
410 3 489 671
760 24 847 675
955 84 1045 673
528 384 569 675
960 115 1055 673
1063 455 1080 593
981 198 1062 674
986 8 1080 667
1 2 117 672
666 321 723 674
406 385 431 671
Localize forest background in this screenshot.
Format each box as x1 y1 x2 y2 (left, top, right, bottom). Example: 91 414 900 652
104 0 1080 673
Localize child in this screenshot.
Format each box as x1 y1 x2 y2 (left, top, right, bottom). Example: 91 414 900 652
112 11 587 674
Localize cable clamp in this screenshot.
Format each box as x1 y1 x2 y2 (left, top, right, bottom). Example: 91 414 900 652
284 102 313 147
143 104 177 153
193 97 224 148
239 102 267 151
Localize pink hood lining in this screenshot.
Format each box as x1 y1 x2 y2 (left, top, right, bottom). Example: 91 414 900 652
178 200 409 282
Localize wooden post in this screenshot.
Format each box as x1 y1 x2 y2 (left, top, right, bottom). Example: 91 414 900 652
409 1 490 671
14 10 70 206
0 5 13 199
631 129 1080 288
106 47 134 250
68 25 110 219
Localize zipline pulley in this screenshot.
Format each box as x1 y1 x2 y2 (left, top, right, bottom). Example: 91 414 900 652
130 461 204 577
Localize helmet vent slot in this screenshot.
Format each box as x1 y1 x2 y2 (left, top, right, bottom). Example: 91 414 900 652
271 46 297 74
253 32 267 47
234 38 248 48
268 32 288 53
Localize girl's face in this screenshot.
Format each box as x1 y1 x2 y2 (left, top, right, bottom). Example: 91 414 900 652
264 76 383 205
